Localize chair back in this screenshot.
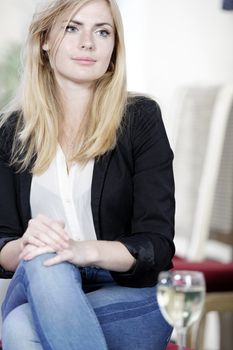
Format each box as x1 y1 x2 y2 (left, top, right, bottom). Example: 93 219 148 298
173 84 233 261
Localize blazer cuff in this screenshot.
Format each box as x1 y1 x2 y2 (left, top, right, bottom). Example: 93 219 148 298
110 239 156 287
0 266 14 279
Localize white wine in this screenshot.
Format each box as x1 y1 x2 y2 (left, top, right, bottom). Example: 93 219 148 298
157 285 205 329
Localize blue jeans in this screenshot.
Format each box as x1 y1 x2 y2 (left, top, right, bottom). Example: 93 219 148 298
1 253 172 350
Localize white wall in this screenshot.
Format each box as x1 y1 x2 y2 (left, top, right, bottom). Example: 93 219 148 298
118 0 233 132
0 0 40 50
1 0 232 114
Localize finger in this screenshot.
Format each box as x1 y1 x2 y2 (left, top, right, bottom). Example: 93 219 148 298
24 235 46 248
25 229 62 251
49 221 70 242
22 227 45 248
40 228 69 250
29 218 67 241
43 254 64 266
43 250 71 267
23 246 55 261
36 215 69 240
19 244 38 260
28 220 69 250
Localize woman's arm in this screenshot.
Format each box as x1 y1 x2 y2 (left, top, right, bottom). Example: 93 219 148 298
0 239 22 272
15 214 135 272
109 97 175 286
19 216 136 272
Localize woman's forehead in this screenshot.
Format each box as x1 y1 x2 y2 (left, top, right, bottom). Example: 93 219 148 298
57 0 114 26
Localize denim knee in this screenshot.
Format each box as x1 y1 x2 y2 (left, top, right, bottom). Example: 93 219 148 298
22 253 82 288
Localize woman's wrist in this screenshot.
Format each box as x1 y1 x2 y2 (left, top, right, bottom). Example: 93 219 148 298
84 240 136 272
70 240 100 267
84 240 101 267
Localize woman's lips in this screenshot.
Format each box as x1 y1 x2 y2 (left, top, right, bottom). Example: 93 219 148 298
72 57 97 65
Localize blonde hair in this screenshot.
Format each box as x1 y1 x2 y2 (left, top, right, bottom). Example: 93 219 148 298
0 0 127 173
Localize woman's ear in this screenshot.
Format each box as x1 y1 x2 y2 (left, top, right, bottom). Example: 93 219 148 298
42 41 50 52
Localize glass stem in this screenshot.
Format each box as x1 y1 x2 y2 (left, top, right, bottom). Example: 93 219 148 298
177 327 186 350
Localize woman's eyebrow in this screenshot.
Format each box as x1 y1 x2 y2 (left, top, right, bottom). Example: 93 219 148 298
64 20 113 28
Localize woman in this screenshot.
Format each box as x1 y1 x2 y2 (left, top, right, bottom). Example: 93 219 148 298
0 0 175 349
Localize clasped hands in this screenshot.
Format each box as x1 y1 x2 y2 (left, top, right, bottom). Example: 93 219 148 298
19 214 93 267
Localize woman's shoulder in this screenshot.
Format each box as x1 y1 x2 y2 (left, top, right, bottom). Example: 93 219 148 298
126 92 160 110
127 92 158 104
123 93 163 130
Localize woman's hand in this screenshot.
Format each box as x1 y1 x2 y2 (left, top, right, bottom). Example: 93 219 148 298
20 237 98 268
42 240 98 267
19 214 70 260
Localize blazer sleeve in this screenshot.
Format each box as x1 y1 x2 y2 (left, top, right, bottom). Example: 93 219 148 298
0 119 23 278
111 98 175 287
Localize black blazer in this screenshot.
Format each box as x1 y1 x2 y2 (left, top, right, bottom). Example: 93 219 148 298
0 96 175 287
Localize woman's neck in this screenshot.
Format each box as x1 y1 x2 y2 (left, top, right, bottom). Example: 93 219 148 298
59 82 93 129
57 82 93 164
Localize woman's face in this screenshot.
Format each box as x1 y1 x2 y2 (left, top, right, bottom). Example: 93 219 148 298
43 0 115 88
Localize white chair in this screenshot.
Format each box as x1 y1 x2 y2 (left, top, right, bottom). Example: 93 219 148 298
173 84 233 261
172 83 233 350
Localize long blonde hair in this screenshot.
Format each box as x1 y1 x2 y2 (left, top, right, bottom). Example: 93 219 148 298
0 0 127 173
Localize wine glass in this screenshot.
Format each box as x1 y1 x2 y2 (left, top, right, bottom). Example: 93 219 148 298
157 270 206 350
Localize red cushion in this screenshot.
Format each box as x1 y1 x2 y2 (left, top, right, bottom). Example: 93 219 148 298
167 343 192 350
173 256 233 292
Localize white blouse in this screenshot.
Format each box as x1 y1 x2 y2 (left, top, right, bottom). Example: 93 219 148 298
30 145 96 241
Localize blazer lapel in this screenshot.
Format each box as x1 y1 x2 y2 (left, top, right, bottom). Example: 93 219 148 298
91 151 113 239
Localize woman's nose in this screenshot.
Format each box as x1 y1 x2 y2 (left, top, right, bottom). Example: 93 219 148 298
79 32 95 51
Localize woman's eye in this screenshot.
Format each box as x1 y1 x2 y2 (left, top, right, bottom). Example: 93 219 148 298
96 29 110 38
65 25 78 33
